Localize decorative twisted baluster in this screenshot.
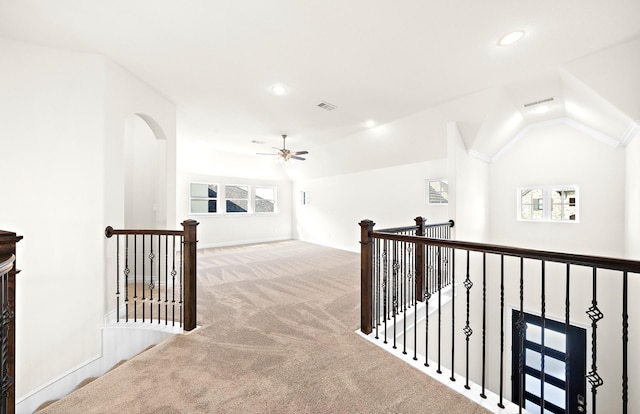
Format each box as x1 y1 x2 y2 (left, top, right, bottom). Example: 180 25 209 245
516 257 526 413
622 271 628 414
463 250 473 390
586 267 604 414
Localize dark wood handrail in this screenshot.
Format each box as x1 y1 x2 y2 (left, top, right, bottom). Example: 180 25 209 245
371 231 640 274
105 226 183 237
376 220 454 234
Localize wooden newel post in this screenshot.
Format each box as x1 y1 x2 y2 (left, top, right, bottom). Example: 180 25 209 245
359 219 375 334
0 230 23 414
415 216 426 302
182 220 199 331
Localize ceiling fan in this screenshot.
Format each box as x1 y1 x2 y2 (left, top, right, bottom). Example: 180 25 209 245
257 135 308 162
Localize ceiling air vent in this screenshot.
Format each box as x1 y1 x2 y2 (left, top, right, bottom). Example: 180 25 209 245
317 101 337 111
523 97 555 108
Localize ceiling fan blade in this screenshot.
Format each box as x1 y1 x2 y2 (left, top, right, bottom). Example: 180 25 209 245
291 151 308 155
291 156 306 161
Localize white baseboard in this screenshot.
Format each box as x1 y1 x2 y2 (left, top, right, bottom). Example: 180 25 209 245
16 323 180 414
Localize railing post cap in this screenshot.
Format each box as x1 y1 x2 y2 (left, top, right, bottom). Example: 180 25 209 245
181 219 200 227
105 226 114 238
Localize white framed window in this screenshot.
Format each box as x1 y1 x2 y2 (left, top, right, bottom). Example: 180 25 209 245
225 184 249 213
517 186 579 222
255 186 277 213
190 182 218 214
426 179 448 205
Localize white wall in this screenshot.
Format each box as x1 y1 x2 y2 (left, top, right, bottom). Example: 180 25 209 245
489 122 625 257
447 122 489 242
0 37 177 406
625 133 640 259
293 160 450 252
0 38 107 400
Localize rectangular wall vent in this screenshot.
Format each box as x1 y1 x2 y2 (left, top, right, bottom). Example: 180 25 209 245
317 101 337 111
523 97 555 108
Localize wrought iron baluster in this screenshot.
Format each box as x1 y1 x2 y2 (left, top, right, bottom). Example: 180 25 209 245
179 236 184 327
392 241 398 350
125 235 130 322
142 235 146 322
586 267 604 414
516 257 526 414
424 242 431 368
116 235 120 323
540 261 546 413
498 255 505 409
402 241 408 355
480 253 486 399
375 238 380 339
412 241 418 361
165 234 169 325
157 234 162 324
450 248 456 382
149 234 154 323
463 250 473 390
134 235 138 322
622 271 628 414
383 240 388 344
565 264 571 414
171 235 177 326
437 246 442 374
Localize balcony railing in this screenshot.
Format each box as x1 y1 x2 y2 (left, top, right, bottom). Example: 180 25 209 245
105 220 198 331
360 217 640 414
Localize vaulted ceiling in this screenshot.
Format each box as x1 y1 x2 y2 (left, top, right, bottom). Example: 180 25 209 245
1 0 638 159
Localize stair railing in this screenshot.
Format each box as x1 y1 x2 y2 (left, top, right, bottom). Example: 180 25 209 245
105 220 198 331
0 230 23 414
360 216 640 414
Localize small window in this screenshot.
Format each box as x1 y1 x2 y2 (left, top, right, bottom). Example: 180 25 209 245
518 186 578 222
255 186 277 213
427 179 448 204
190 183 218 213
225 185 249 213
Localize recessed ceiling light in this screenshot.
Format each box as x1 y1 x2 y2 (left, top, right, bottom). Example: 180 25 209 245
271 84 287 95
497 30 525 47
365 120 376 128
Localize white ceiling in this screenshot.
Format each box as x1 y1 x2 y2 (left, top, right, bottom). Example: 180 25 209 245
1 0 639 156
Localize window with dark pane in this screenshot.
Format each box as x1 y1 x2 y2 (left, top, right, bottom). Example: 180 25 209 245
225 185 249 213
190 183 218 213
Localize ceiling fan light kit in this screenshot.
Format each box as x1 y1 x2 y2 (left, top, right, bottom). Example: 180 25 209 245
257 135 308 163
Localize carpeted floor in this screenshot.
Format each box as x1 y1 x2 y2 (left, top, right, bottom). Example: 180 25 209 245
39 240 488 413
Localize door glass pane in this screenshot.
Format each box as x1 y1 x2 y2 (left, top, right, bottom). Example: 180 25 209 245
525 374 566 409
525 399 555 414
525 349 566 381
526 323 566 352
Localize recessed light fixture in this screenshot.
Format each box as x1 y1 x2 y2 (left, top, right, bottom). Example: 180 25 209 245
365 120 376 128
271 84 288 95
497 30 525 47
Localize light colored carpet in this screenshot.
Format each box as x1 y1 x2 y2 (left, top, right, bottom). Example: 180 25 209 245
39 240 488 413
